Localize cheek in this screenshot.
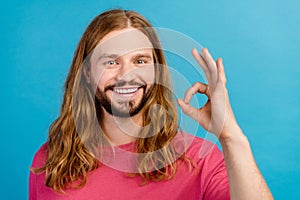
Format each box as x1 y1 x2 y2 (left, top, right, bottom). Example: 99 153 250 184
135 65 155 84
90 67 111 91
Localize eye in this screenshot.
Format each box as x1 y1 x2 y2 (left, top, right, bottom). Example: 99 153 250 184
136 59 146 64
104 60 117 66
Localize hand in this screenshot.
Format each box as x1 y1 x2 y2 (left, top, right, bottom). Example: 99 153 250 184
178 48 238 140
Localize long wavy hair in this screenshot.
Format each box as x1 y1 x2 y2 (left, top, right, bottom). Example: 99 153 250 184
31 9 191 193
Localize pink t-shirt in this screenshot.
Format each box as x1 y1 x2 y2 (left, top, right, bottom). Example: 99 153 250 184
29 133 230 200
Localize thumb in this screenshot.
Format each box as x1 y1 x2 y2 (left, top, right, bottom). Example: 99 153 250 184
178 99 200 122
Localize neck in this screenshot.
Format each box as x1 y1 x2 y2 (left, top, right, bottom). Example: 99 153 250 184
101 110 143 146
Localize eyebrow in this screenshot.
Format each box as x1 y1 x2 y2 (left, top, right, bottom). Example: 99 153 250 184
97 53 119 61
97 51 153 61
131 53 153 61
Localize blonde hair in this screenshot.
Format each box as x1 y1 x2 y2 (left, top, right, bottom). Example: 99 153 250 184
31 9 190 192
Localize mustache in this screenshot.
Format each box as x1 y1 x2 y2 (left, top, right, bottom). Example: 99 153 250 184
104 80 146 92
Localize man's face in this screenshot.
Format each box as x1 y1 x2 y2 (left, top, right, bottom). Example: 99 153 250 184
89 28 155 117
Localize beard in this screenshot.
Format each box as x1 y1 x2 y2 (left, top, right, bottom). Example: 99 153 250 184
95 80 153 118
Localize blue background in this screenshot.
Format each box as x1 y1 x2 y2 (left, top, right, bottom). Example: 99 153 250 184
1 0 299 199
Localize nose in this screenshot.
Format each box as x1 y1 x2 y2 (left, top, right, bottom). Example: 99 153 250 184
116 60 136 82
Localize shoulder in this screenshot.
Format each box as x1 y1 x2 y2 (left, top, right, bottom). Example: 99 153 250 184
31 143 48 168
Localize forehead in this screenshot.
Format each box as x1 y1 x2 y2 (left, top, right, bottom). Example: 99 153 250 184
92 28 154 58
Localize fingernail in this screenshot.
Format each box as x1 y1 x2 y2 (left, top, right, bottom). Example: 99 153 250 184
202 48 209 55
193 48 200 55
217 58 222 64
178 99 184 106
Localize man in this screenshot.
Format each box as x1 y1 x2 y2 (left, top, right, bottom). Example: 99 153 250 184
29 9 273 199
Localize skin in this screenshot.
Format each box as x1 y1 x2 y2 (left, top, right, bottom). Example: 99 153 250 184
178 48 274 200
87 28 155 145
89 28 273 199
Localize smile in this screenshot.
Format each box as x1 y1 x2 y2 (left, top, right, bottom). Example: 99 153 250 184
113 87 140 94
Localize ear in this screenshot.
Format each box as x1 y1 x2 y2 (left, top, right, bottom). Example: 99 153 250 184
83 65 91 84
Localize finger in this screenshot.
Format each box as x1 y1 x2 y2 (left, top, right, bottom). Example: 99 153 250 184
183 82 209 103
191 48 211 81
202 48 218 83
216 58 227 84
178 99 201 122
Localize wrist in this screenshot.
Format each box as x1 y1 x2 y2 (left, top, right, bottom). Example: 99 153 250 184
219 123 249 147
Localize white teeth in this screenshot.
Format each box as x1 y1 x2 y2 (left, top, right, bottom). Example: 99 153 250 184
113 87 138 94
